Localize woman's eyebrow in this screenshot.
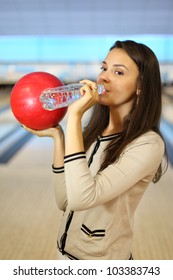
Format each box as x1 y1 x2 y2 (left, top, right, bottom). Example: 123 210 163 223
113 64 129 71
102 61 128 70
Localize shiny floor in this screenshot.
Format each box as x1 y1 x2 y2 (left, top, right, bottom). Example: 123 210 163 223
0 87 173 260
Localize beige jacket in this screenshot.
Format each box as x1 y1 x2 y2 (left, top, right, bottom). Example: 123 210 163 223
53 131 164 260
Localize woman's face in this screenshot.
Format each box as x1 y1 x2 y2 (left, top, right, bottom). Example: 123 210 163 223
97 48 139 109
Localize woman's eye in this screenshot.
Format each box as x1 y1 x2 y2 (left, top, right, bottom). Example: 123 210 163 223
114 70 124 76
100 66 107 71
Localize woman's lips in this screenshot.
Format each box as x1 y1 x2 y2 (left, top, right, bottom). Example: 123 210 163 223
102 88 108 94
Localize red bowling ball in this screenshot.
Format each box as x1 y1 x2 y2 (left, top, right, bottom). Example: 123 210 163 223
10 72 67 130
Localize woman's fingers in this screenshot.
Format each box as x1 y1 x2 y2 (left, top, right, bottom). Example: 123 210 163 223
79 80 98 91
21 124 63 138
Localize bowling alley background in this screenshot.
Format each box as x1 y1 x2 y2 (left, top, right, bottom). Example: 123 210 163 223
0 0 173 260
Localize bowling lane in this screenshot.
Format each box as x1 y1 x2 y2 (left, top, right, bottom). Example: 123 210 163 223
0 87 33 163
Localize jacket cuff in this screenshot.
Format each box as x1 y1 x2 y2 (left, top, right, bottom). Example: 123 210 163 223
52 164 64 173
64 151 86 164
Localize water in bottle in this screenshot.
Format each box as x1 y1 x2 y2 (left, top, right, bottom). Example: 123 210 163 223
40 83 105 110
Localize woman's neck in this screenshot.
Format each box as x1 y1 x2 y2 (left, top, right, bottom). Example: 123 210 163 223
102 106 128 136
102 113 122 136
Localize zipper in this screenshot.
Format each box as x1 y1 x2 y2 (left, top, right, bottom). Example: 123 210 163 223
87 136 101 167
59 210 74 255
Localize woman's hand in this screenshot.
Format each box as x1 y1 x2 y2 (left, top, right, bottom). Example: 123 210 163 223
67 79 99 118
21 124 64 141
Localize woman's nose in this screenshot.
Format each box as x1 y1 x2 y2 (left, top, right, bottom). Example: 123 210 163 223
98 71 110 82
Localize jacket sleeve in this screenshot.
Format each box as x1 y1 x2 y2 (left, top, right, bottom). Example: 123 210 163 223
52 165 67 211
64 133 165 211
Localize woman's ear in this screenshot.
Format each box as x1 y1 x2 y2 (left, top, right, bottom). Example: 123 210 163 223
136 89 141 105
136 88 141 96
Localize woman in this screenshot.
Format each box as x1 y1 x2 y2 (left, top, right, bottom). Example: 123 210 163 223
24 40 167 260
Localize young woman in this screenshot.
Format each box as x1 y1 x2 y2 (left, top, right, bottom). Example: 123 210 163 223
24 40 167 260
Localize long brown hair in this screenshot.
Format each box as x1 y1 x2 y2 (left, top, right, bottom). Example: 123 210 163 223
83 40 167 183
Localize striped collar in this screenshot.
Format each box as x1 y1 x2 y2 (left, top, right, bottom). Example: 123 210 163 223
98 133 121 142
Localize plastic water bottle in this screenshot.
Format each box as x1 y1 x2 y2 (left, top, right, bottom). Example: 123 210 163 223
40 83 105 110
